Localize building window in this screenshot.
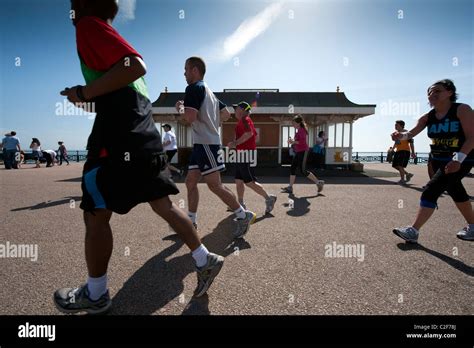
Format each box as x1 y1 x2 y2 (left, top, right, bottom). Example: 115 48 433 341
327 124 335 147
336 123 343 147
281 126 295 148
343 122 351 148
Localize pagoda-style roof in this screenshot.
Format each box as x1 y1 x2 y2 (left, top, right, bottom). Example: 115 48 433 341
154 90 374 107
152 89 376 120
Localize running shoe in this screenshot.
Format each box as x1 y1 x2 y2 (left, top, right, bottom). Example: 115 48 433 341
456 226 474 241
281 186 293 194
405 173 414 182
265 195 277 214
316 180 325 193
233 211 257 239
194 253 225 297
54 284 111 315
392 226 419 243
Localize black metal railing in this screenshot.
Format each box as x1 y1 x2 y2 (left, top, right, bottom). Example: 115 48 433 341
352 152 430 164
1 150 431 165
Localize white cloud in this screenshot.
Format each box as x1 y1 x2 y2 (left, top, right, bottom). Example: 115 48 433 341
209 1 285 62
117 0 136 22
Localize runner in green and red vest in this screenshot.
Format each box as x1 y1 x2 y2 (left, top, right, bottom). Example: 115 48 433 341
54 0 224 315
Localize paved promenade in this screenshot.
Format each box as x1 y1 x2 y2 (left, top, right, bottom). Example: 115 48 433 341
0 163 472 315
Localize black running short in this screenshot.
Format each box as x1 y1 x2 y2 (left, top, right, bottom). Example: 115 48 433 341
165 150 177 163
235 163 257 183
392 150 410 168
80 154 179 214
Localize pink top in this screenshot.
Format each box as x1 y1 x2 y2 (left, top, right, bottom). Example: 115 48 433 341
294 127 309 153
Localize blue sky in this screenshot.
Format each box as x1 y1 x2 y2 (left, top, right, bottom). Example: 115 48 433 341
0 0 472 152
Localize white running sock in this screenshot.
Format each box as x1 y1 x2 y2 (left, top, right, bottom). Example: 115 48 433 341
188 211 197 224
192 244 209 268
234 206 246 219
87 274 108 301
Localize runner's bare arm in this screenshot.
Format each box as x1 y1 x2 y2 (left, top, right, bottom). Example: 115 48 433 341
407 113 429 138
409 140 415 157
183 108 198 124
61 56 147 102
235 132 253 145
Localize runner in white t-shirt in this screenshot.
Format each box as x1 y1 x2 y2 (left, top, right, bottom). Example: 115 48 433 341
161 124 183 177
175 56 256 238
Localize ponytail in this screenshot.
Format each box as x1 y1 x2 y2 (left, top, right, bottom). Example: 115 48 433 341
293 115 307 131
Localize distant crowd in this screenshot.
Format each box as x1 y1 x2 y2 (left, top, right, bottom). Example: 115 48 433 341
1 131 69 169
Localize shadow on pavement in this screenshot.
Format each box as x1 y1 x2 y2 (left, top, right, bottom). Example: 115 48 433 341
397 243 474 277
56 177 82 183
182 294 210 315
111 215 251 315
280 193 320 217
11 196 82 211
110 236 192 315
172 175 400 186
399 183 449 198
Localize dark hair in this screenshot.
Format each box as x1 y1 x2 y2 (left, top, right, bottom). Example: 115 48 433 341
32 138 41 146
318 131 324 137
293 115 307 131
10 131 16 136
71 0 119 24
428 79 458 102
186 57 206 77
395 120 405 128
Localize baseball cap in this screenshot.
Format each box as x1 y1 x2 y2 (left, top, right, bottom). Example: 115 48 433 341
162 124 172 129
232 101 252 112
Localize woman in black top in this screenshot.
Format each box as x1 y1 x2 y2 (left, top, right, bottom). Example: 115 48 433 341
393 79 474 242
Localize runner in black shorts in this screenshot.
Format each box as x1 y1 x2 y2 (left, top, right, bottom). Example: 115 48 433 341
391 120 416 184
227 102 277 214
393 79 474 243
54 1 224 315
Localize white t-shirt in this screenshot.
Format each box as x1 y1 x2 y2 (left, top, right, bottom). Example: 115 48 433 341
44 150 57 157
315 136 327 148
184 81 226 145
163 131 177 151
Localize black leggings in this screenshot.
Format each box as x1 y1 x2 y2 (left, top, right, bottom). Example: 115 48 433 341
290 151 310 176
420 159 472 208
